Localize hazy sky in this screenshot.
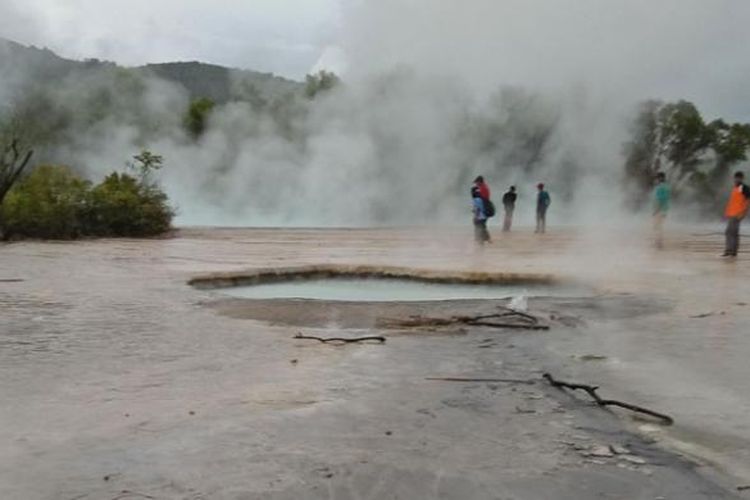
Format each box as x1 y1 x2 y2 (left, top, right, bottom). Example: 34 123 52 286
0 0 342 78
2 0 750 120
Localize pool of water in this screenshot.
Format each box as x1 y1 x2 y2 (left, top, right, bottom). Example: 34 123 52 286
218 278 576 302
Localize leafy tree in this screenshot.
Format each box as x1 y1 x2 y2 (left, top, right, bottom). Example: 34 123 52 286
183 97 216 138
707 120 750 174
127 150 164 182
304 70 340 99
624 100 750 211
625 100 712 189
657 101 713 183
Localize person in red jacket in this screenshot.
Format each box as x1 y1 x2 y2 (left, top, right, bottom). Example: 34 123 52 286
474 176 490 202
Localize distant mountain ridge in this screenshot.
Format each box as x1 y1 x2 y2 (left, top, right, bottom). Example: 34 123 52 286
0 37 303 104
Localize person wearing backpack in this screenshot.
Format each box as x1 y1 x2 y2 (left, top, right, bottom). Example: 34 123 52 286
535 183 551 234
471 186 491 244
473 175 496 219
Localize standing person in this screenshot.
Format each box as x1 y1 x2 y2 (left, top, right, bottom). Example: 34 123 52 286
535 183 551 234
471 186 490 244
723 171 750 257
502 186 517 232
653 172 671 249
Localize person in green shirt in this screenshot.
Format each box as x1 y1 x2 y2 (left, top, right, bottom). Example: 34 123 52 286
653 172 671 249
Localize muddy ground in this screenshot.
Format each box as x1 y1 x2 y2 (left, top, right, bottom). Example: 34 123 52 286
1 226 748 499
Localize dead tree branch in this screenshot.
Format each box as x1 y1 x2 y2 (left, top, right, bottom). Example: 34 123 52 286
380 310 549 331
543 373 673 425
0 138 34 204
294 333 386 345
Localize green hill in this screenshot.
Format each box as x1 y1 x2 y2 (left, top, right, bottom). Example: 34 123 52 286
0 38 303 104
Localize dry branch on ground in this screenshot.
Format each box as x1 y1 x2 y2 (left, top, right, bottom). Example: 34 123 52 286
294 333 386 345
378 308 549 331
543 373 674 425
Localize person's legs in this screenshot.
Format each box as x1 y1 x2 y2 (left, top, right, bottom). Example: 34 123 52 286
539 209 547 233
725 218 740 256
535 210 541 233
503 208 513 232
481 220 491 242
474 220 483 243
653 212 665 249
740 220 743 255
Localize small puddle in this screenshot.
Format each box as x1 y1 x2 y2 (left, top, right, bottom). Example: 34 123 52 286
217 278 581 302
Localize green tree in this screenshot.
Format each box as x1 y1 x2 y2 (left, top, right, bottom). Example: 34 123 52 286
127 150 164 182
657 101 713 183
304 70 340 99
183 97 216 138
624 100 750 212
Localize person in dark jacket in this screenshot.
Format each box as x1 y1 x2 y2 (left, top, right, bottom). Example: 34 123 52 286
502 186 517 232
535 183 551 234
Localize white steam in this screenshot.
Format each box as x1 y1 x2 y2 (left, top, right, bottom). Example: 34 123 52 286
4 0 750 227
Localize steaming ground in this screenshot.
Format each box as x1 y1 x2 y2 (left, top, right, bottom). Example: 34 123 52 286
1 225 749 498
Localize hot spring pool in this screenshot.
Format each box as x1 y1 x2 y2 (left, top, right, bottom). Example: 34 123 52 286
218 278 578 302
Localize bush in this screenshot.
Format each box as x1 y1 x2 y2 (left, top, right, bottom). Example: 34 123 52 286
0 165 173 239
86 172 173 237
1 165 90 239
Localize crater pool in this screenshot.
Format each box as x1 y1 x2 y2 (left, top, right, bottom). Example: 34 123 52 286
217 278 582 302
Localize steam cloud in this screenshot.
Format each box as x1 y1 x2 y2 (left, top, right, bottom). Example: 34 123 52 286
3 0 750 227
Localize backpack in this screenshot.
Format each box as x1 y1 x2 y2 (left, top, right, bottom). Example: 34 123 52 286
483 199 496 218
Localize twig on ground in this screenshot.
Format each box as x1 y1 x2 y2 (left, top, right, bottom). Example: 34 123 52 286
294 333 386 345
426 377 536 385
496 307 541 322
467 321 549 330
543 373 674 425
379 311 549 331
690 311 724 319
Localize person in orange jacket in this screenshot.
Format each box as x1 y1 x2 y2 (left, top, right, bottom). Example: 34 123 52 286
723 171 750 257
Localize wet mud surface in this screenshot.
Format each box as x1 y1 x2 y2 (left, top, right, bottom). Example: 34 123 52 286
1 227 748 499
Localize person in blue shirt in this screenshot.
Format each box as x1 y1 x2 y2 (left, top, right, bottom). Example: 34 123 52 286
653 172 671 249
535 183 551 234
471 186 490 244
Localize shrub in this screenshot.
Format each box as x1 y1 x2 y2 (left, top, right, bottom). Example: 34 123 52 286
86 172 173 237
0 164 173 240
1 165 90 239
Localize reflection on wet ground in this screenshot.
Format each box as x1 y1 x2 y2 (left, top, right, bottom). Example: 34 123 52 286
1 227 749 498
